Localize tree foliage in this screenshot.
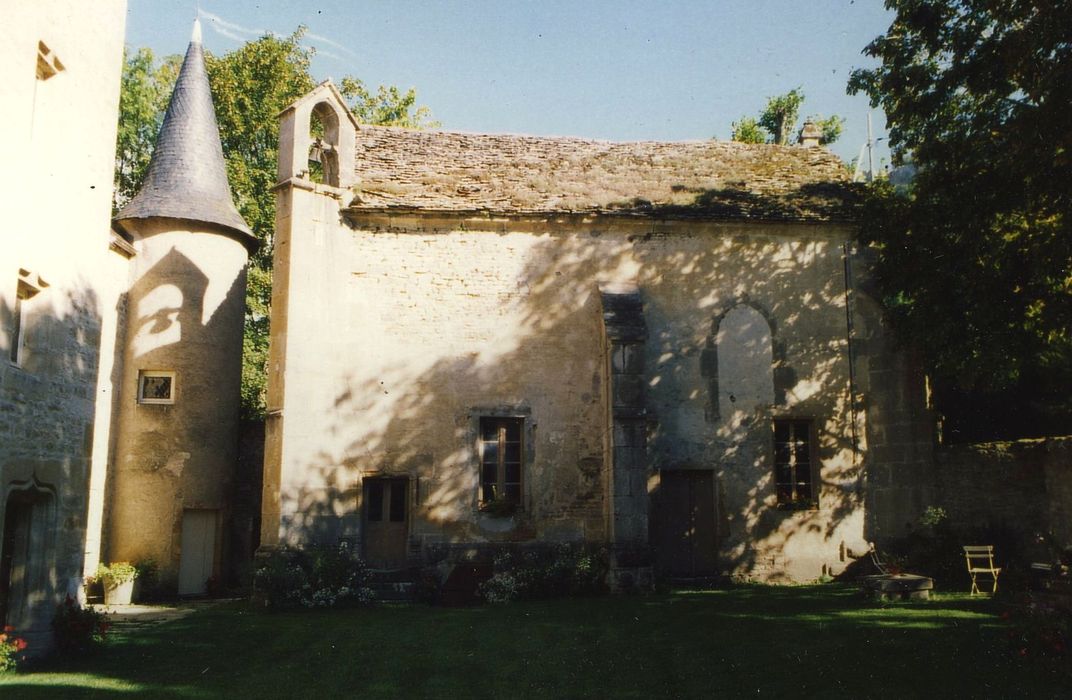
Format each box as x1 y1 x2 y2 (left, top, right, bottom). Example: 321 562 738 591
114 28 436 417
730 116 766 144
848 0 1072 439
757 89 804 145
730 89 843 146
114 48 179 211
338 78 439 129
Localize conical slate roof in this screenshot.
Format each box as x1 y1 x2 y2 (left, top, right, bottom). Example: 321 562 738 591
115 21 255 248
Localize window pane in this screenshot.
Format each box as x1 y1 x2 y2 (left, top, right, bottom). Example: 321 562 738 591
793 427 810 463
503 484 521 503
774 420 790 443
389 481 406 522
504 462 520 484
366 481 383 522
482 483 497 502
776 484 793 504
480 420 499 441
481 441 499 466
142 375 172 400
504 442 521 464
482 462 498 488
774 463 792 488
774 441 791 465
503 419 521 442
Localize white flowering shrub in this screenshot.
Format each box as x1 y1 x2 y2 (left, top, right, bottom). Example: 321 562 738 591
479 544 608 604
253 542 374 609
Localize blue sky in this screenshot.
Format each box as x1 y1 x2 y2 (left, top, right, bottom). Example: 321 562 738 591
125 0 893 166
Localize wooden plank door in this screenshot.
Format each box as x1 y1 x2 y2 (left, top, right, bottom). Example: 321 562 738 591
654 470 718 576
363 478 408 569
178 509 217 595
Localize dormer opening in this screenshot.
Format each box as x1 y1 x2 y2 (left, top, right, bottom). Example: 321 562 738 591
308 101 341 187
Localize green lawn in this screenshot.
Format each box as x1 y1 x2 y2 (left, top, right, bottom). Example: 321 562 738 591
2 585 1067 698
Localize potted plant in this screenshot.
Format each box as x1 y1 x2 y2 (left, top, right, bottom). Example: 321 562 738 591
479 496 518 518
96 562 139 605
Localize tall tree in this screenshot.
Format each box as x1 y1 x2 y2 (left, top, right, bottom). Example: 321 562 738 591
848 0 1072 439
115 28 437 417
730 89 843 146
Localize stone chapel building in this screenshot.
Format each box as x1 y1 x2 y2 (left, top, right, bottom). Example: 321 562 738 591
2 6 938 651
261 85 934 585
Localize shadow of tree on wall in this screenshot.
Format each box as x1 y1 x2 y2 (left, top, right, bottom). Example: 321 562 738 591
0 286 102 644
104 244 250 589
275 206 919 580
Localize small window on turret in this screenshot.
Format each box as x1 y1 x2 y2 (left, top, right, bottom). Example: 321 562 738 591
138 370 176 404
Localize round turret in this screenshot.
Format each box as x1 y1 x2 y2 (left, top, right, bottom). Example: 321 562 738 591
106 20 252 596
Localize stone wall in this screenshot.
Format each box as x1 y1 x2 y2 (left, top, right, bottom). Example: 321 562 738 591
260 198 926 581
851 285 936 544
933 437 1072 559
0 1 127 651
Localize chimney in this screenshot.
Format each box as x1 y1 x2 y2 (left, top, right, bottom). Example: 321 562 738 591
798 120 822 148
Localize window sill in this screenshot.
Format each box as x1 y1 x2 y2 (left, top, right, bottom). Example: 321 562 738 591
776 500 819 512
478 500 521 518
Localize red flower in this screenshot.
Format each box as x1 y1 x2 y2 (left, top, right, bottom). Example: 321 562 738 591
14 638 27 651
2 625 13 633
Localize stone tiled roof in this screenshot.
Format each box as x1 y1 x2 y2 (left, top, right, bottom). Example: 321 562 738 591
115 34 255 248
349 127 859 222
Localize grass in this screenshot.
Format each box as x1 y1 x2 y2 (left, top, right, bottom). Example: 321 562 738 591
2 585 1068 698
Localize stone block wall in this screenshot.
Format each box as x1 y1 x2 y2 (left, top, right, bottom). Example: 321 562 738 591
263 204 911 581
0 0 127 652
933 437 1072 558
849 276 936 544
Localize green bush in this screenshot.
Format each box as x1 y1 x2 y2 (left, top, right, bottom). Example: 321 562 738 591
884 507 1023 590
52 595 110 653
480 544 608 603
253 542 373 609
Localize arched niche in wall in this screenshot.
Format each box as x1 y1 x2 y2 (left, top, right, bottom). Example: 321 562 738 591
702 303 775 422
718 304 775 419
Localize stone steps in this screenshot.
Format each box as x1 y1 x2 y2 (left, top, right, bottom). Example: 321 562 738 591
368 568 419 603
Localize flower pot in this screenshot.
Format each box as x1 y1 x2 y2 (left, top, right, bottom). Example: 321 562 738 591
103 579 135 605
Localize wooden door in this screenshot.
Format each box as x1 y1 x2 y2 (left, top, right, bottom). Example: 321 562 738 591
363 478 408 569
0 496 32 625
654 470 718 576
178 509 217 595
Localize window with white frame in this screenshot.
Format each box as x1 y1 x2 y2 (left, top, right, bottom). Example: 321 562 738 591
137 370 176 404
